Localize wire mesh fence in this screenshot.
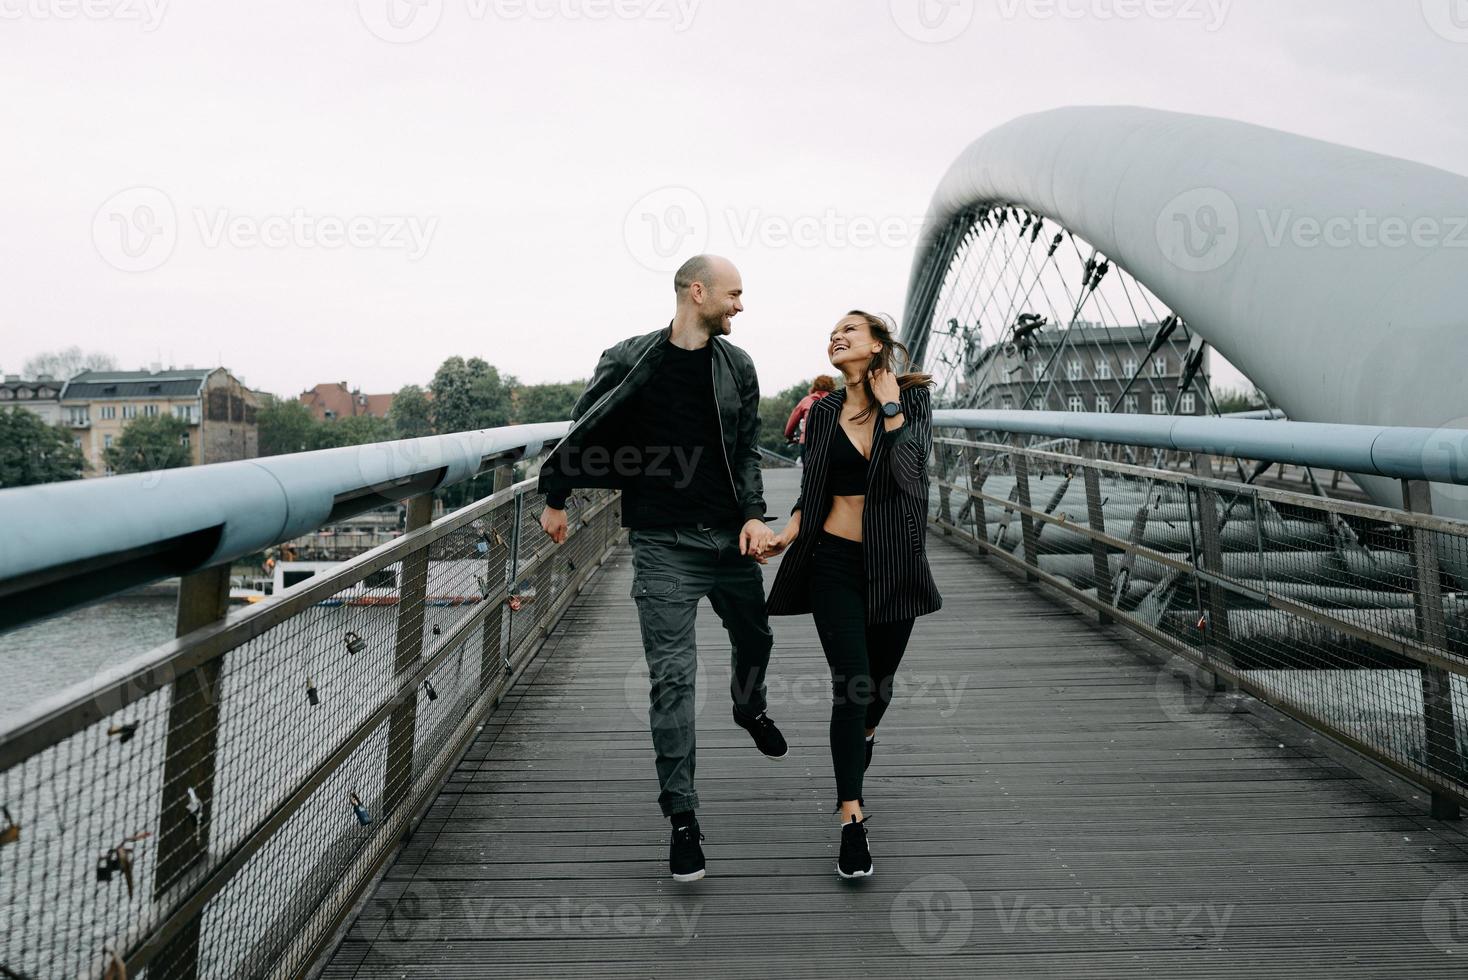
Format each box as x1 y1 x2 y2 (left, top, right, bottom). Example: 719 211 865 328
0 474 622 980
932 433 1468 815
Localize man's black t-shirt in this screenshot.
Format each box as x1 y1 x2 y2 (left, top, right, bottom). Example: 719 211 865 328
616 339 741 529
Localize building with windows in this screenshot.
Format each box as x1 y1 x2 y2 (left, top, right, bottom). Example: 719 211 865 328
298 382 396 422
0 375 64 425
60 368 259 477
954 322 1209 416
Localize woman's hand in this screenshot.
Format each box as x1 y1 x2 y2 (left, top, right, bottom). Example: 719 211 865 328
869 368 901 406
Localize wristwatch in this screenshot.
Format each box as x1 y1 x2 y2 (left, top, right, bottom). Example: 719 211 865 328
880 400 902 418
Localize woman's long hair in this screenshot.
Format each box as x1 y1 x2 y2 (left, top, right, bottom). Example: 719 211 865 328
844 310 933 424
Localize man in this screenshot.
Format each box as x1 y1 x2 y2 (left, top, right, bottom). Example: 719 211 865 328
537 254 786 882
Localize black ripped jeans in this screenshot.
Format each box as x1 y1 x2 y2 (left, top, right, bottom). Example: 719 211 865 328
808 530 916 805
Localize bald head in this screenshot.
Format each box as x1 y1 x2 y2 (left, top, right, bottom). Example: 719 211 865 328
674 254 737 296
672 254 743 337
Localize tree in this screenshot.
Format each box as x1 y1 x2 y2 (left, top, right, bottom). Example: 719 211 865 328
333 414 396 446
105 415 192 474
513 382 585 425
1213 385 1267 415
389 384 434 439
0 408 85 487
430 356 516 434
22 347 117 380
257 395 329 456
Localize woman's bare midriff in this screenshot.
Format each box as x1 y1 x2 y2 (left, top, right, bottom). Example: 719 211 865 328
822 493 865 543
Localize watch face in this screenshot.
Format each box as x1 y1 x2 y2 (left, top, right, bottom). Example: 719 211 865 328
882 401 900 417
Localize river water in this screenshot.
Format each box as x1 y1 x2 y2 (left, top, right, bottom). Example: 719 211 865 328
1 596 178 720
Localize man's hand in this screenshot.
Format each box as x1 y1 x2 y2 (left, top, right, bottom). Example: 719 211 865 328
540 506 568 545
739 518 776 562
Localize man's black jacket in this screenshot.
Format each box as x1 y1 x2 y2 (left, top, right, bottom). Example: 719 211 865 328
537 325 767 523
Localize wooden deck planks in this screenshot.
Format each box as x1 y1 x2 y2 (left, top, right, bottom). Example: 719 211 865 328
320 470 1468 979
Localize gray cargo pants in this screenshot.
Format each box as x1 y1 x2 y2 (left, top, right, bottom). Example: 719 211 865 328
628 524 774 817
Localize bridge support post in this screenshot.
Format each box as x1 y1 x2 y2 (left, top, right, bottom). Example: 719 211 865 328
1012 436 1039 582
384 493 434 825
1192 455 1230 693
150 563 232 980
480 464 515 694
1402 479 1463 821
1080 444 1113 625
936 440 954 529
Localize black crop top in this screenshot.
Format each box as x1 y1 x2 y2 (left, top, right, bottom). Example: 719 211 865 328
827 418 875 496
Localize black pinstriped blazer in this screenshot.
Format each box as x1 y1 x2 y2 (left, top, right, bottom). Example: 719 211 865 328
765 383 942 624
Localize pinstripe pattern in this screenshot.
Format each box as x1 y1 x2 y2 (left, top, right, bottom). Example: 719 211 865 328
765 384 942 624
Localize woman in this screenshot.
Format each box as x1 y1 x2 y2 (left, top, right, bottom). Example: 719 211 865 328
763 310 942 879
783 375 837 464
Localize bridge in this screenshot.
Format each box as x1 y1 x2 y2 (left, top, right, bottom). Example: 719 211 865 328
4 106 1468 978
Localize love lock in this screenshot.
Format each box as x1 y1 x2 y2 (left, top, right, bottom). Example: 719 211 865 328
185 787 204 842
423 679 439 702
344 631 366 655
0 806 18 847
96 849 119 883
350 792 372 827
305 679 320 706
106 722 138 743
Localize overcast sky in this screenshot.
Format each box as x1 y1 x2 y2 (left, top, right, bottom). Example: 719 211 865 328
2 0 1464 400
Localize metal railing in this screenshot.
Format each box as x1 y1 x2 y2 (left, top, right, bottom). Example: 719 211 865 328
0 429 624 979
931 427 1468 819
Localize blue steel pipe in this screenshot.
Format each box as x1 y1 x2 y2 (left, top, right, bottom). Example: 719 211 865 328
933 411 1468 485
0 422 568 627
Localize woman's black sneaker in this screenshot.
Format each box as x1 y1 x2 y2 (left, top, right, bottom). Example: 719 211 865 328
733 708 788 759
837 816 873 879
670 820 706 882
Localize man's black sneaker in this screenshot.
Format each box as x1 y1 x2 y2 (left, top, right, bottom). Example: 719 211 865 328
670 820 706 882
865 736 876 771
837 815 873 879
733 708 788 759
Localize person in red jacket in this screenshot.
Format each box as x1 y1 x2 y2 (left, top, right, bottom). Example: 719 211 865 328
784 375 837 463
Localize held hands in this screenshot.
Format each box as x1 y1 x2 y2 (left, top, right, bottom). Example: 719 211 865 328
539 506 568 545
740 518 777 564
868 367 901 406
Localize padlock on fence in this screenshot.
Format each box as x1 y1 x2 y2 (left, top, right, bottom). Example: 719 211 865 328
344 630 366 655
0 806 18 847
96 849 120 883
306 679 320 706
424 679 438 701
350 792 372 826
